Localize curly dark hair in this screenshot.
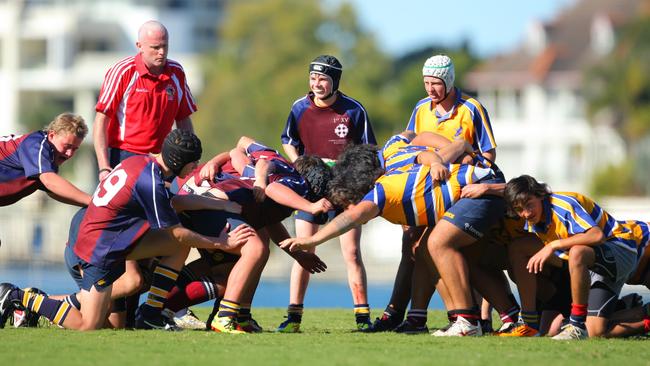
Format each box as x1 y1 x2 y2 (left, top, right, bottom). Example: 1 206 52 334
329 144 384 209
294 155 332 202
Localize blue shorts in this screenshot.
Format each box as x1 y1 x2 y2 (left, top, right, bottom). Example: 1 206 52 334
79 260 125 292
64 245 84 289
442 195 506 240
179 210 247 236
108 148 142 167
295 209 337 225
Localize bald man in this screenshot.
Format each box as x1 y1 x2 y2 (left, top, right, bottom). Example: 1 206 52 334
91 20 198 328
93 20 196 181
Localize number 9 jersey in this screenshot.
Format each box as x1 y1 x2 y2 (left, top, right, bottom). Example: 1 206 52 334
73 155 180 269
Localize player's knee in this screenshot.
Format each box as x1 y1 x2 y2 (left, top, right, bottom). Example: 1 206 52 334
568 245 593 266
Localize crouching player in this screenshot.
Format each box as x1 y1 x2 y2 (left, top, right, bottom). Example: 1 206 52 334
170 137 330 333
0 130 254 330
504 175 639 339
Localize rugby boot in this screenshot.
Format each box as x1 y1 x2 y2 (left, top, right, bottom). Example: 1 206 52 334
0 283 22 329
433 316 482 337
394 318 428 334
497 322 539 337
135 306 182 331
239 317 263 333
211 316 246 334
552 323 588 340
369 313 402 332
276 317 301 333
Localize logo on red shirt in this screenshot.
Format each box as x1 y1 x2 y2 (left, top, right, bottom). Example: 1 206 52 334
165 85 175 101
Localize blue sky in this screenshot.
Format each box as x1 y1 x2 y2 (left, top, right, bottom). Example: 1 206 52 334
334 0 575 57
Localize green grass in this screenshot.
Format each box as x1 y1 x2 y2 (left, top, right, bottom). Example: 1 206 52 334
2 308 650 366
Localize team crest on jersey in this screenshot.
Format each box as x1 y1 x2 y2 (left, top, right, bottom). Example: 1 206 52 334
334 124 349 138
165 85 175 101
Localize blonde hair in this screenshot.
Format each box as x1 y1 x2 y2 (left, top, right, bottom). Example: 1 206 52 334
45 112 88 139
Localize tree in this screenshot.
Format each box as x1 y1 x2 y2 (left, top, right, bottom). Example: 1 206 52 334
193 0 394 157
585 15 650 195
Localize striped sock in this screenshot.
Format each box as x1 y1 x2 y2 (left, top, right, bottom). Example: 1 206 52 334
520 311 540 330
569 303 588 329
451 308 480 325
165 278 216 312
177 266 198 288
238 305 252 322
217 299 240 318
141 264 179 317
499 304 520 324
405 308 427 327
63 293 81 310
17 289 72 326
287 303 304 322
354 303 371 324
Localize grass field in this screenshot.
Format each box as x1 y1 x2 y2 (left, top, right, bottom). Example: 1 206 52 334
2 308 650 366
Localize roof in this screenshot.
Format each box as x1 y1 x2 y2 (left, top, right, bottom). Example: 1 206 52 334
466 0 647 89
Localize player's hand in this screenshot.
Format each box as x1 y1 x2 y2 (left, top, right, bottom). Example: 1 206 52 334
252 182 266 203
280 237 317 252
199 162 220 182
289 250 327 274
429 162 450 182
99 169 111 181
310 198 333 215
526 244 555 274
217 223 255 253
460 183 488 198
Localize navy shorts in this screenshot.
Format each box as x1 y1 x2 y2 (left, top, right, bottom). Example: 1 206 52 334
441 195 506 240
79 260 126 292
179 209 247 236
295 209 337 225
108 148 141 167
64 245 84 289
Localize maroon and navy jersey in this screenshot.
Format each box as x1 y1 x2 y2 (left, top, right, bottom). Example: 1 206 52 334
73 155 180 268
0 131 58 206
172 145 307 229
281 91 376 160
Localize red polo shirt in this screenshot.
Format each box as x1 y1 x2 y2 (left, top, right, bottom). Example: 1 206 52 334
95 53 197 154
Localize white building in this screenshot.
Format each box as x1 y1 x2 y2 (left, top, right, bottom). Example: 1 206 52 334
465 0 645 192
0 0 223 264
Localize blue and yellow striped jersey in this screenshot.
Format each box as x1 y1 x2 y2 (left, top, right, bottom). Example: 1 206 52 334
405 89 496 153
624 220 650 284
525 192 638 260
362 163 496 227
378 134 435 173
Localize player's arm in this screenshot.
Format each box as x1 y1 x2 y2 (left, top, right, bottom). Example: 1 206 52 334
410 131 452 149
170 194 241 214
265 222 327 274
527 227 604 274
166 223 254 254
40 172 91 206
280 200 379 251
265 182 332 215
199 152 230 182
282 144 300 163
481 148 496 162
175 116 194 133
461 182 506 198
93 111 112 180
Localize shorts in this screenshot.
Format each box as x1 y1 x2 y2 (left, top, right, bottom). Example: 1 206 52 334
79 260 126 292
295 209 337 225
64 245 84 289
179 209 247 236
587 240 637 317
108 148 142 167
441 194 506 240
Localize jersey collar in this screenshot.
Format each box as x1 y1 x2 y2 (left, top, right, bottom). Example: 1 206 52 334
134 53 171 80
